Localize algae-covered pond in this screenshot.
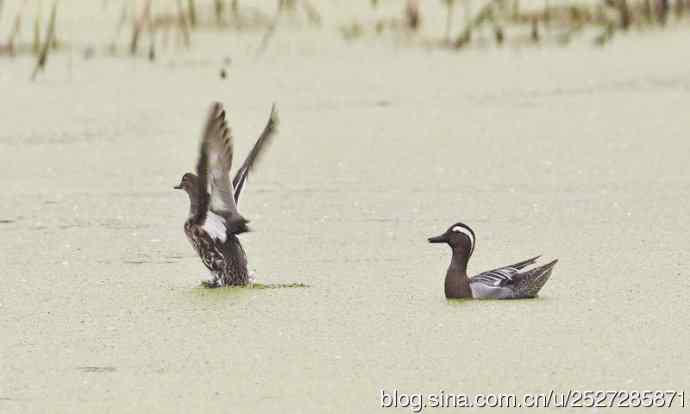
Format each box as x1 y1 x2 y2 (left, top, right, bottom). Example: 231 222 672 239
2 2 689 413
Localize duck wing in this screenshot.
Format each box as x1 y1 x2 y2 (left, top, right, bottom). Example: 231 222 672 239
509 259 558 298
468 267 519 299
197 102 248 233
488 255 541 273
470 266 521 288
470 258 558 299
232 104 278 206
470 255 542 287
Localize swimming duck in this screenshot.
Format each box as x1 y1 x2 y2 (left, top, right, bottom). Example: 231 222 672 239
428 222 557 299
175 102 278 287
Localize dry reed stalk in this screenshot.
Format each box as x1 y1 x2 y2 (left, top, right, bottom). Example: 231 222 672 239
455 0 475 47
673 0 686 16
281 0 296 14
148 30 155 60
256 0 283 55
443 0 456 43
31 1 57 81
636 0 646 23
214 0 224 25
130 0 152 55
7 17 20 55
187 0 197 27
511 0 519 20
146 9 157 61
7 0 29 56
656 0 669 23
109 2 129 52
594 20 616 45
176 0 191 48
32 9 41 54
301 0 321 25
530 17 540 42
618 0 632 29
117 3 129 33
494 25 504 44
454 0 495 48
404 0 420 30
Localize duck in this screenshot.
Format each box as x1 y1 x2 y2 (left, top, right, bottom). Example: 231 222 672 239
174 102 278 287
428 222 557 299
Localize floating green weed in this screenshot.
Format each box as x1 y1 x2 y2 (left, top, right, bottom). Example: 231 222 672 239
198 281 309 289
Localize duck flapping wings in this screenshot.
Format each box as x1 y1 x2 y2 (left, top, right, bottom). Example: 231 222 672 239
195 102 278 234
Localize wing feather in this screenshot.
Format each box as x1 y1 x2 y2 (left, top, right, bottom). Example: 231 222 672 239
232 104 279 205
510 259 558 297
471 267 519 287
197 102 247 232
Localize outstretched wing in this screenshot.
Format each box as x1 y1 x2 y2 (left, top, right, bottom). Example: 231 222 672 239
232 104 279 205
197 102 246 230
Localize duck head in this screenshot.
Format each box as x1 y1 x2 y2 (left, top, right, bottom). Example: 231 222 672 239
175 172 208 216
173 172 201 194
428 222 476 257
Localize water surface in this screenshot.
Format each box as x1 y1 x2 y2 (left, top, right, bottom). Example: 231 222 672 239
1 6 689 412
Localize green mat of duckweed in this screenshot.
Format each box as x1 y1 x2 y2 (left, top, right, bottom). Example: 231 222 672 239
198 282 309 289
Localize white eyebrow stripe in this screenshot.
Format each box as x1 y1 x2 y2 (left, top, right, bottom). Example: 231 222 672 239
451 225 475 254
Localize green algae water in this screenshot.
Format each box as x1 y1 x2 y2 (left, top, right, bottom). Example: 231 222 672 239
2 2 690 413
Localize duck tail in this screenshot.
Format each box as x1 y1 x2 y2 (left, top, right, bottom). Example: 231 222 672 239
517 259 558 298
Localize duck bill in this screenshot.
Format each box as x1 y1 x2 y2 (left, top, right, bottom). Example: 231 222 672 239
428 234 448 244
173 184 182 190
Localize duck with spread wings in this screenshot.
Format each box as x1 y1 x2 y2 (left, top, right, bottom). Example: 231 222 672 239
175 102 278 287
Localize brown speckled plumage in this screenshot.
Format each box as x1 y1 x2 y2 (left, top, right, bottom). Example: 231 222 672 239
175 102 278 287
